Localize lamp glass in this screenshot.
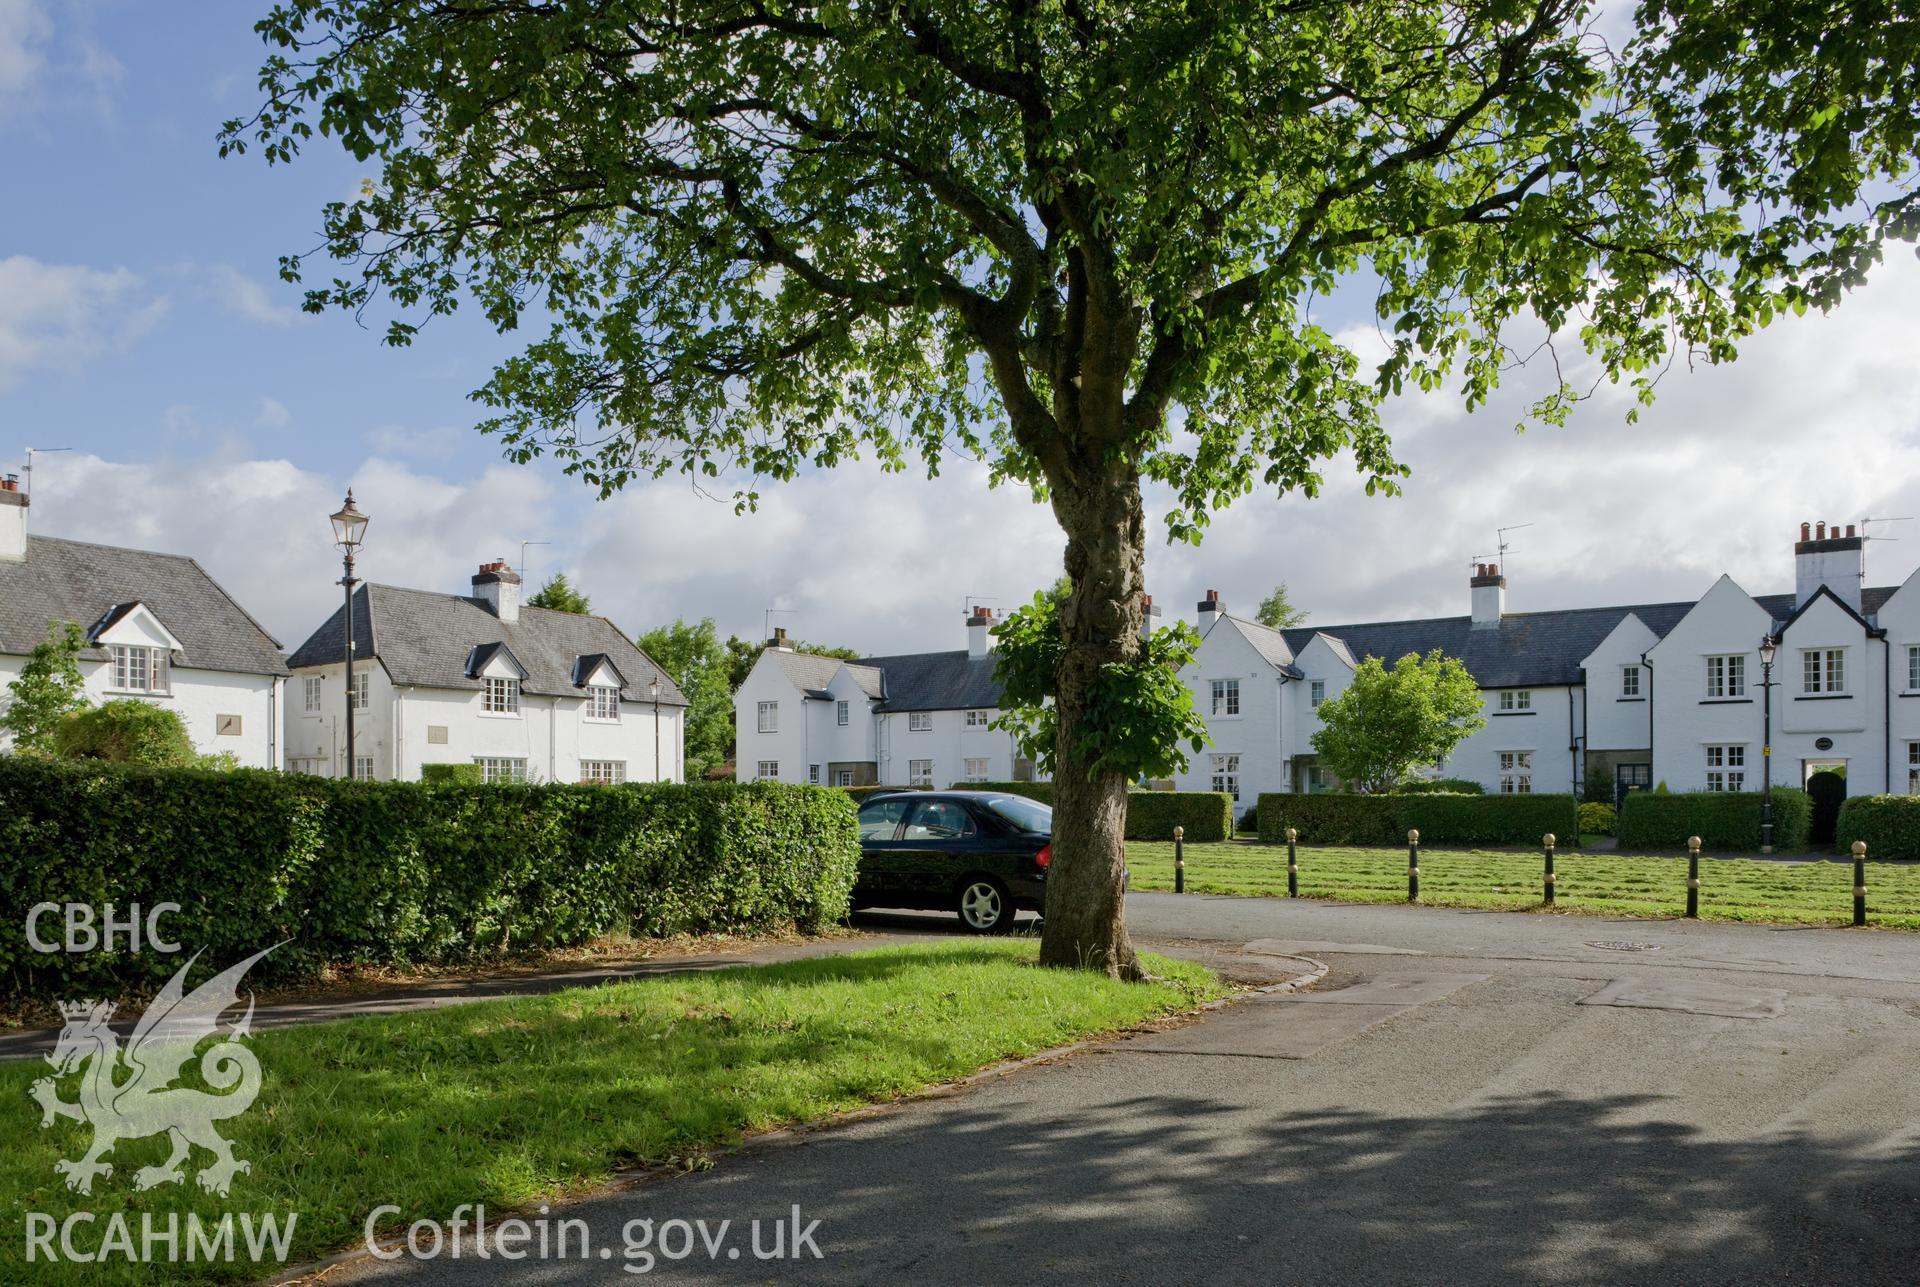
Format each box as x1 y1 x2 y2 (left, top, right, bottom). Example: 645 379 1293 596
1758 635 1777 666
330 492 370 550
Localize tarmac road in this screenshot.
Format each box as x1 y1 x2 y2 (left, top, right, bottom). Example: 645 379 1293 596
328 893 1920 1286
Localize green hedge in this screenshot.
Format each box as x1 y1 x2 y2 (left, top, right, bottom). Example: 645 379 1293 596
0 758 858 1005
1257 792 1580 846
420 762 485 785
1391 778 1486 795
1615 788 1811 851
958 780 1052 803
1578 801 1617 836
1835 795 1920 859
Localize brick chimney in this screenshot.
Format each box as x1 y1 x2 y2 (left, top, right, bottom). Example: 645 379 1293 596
768 626 793 651
1139 593 1162 641
966 607 993 659
471 560 522 623
0 475 25 563
1470 563 1505 627
1196 589 1224 632
1794 519 1863 611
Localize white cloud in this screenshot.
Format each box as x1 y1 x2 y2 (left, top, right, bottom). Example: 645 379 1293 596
206 265 305 327
256 398 291 429
364 424 469 461
0 0 50 118
0 255 164 391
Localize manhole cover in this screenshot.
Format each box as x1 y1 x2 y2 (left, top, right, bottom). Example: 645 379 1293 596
1586 940 1661 952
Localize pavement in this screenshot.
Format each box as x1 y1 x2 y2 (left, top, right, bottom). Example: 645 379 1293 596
304 893 1920 1285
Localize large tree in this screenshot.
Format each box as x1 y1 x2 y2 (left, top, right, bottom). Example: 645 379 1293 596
2 621 89 754
527 572 592 614
1256 584 1308 631
227 1 1917 977
637 617 734 777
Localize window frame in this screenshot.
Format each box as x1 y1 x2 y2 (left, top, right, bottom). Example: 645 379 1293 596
757 700 779 733
474 756 527 784
1498 750 1533 794
755 760 779 781
1498 689 1533 712
587 684 621 721
110 644 170 695
837 700 850 726
1705 654 1747 699
1210 678 1241 717
481 675 519 715
907 758 934 786
1801 647 1845 695
1309 679 1326 707
580 759 626 784
1210 751 1241 801
808 763 821 785
303 675 323 712
963 757 990 783
1621 665 1641 698
908 711 933 732
1705 743 1747 792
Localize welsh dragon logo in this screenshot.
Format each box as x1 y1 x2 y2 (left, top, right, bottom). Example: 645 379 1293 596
30 947 275 1197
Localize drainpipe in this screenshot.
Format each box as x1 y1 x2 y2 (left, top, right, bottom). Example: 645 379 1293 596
268 675 281 770
1640 652 1655 788
1568 685 1579 797
1277 671 1293 794
1884 631 1892 793
1579 673 1589 798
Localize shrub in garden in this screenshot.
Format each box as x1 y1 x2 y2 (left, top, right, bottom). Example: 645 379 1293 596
1257 792 1579 846
1578 801 1617 836
1835 795 1920 860
1616 788 1810 851
1392 778 1485 795
0 758 859 1005
420 762 485 785
51 699 196 766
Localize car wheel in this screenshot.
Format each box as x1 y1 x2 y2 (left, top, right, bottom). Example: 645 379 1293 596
956 878 1013 934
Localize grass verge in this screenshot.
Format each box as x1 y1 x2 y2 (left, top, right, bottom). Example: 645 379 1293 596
1128 841 1920 930
1 941 1222 1285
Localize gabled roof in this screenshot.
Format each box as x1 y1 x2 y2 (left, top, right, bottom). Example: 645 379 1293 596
1221 616 1297 671
0 536 287 676
570 652 626 688
762 648 886 700
464 640 528 679
287 584 686 705
1267 585 1900 689
1770 584 1882 637
854 649 1004 713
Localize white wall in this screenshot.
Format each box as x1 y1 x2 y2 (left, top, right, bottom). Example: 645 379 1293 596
1174 618 1289 806
1439 685 1580 797
1580 613 1659 756
876 707 1023 786
1877 567 1920 795
0 653 282 767
732 652 818 782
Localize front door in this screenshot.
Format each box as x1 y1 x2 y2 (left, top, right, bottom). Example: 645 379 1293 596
1615 763 1651 808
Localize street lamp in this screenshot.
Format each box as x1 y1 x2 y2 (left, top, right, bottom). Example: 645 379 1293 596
1758 633 1777 854
650 675 662 781
330 491 369 780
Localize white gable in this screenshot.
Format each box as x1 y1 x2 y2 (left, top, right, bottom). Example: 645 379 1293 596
1579 612 1659 671
1645 574 1772 662
91 602 183 654
578 656 623 689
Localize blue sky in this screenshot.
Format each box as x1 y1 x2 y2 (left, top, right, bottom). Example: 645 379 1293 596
5 2 1920 657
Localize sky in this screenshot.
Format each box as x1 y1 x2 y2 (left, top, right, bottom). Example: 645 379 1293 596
4 2 1919 660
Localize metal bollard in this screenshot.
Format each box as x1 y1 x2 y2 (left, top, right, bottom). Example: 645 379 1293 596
1408 829 1421 901
1853 840 1867 926
1686 835 1701 918
1543 833 1556 905
1286 827 1299 898
1174 825 1185 894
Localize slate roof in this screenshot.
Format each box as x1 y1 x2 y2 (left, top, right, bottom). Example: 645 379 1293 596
286 584 686 705
764 648 886 700
854 649 1005 713
1252 585 1901 689
0 536 287 676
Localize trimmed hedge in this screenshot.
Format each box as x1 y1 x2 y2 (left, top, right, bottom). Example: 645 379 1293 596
1258 792 1580 847
1835 795 1920 860
1615 787 1811 852
420 762 484 785
0 758 858 1004
1391 778 1486 795
958 780 1052 804
1578 801 1617 836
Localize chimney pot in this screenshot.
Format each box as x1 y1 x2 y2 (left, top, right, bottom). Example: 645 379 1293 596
1815 521 1826 539
0 475 15 492
1800 521 1811 541
1846 523 1856 538
1141 594 1153 607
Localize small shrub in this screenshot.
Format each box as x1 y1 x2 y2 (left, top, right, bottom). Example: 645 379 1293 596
1578 801 1617 836
52 699 196 766
1616 788 1811 851
1836 795 1920 860
421 762 485 785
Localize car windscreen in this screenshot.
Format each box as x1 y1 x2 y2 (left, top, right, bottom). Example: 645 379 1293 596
983 796 1052 834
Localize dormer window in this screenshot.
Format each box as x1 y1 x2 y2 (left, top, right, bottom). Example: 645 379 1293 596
110 645 169 694
588 685 620 720
483 676 520 714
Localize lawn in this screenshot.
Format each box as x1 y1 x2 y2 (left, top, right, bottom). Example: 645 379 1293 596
0 941 1223 1285
1128 840 1920 930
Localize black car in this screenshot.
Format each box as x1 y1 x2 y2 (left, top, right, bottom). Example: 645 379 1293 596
852 791 1054 933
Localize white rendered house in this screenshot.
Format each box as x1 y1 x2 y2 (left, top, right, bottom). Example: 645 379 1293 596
1175 521 1919 807
0 476 289 765
734 609 1055 788
283 559 687 783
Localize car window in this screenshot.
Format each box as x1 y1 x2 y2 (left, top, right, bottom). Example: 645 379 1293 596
984 796 1052 834
857 798 912 841
903 799 978 841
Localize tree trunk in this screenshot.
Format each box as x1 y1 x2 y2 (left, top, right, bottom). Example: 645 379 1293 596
1038 456 1148 980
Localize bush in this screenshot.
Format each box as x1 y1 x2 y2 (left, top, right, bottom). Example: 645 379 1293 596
1807 770 1846 845
51 699 196 766
956 780 1053 804
1835 795 1920 859
1391 778 1485 795
420 762 485 785
1579 801 1617 836
1239 807 1261 834
1615 788 1811 851
951 782 1230 841
1581 774 1616 805
1257 792 1579 846
0 759 859 1005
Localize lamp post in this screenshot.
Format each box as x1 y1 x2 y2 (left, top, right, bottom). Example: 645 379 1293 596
1759 633 1777 854
330 491 369 780
650 676 662 781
